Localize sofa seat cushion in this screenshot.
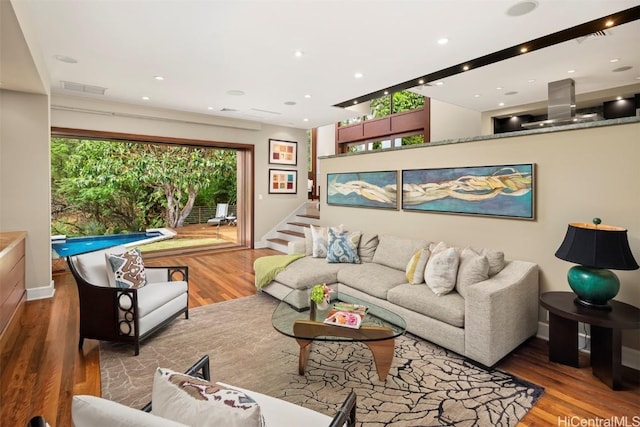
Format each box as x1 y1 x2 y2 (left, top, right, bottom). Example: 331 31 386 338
133 281 188 317
337 264 407 299
387 284 465 328
274 257 343 289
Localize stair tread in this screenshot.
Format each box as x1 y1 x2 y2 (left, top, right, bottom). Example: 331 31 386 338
267 238 290 246
298 213 320 219
288 222 311 228
278 230 304 237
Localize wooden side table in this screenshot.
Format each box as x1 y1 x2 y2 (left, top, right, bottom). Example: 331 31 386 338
540 291 640 390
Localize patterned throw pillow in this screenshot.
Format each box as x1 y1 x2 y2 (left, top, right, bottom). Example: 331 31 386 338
106 248 147 289
326 229 361 264
406 248 430 284
310 224 343 258
152 368 264 427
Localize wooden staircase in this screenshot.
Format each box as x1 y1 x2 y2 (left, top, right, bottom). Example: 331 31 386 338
265 201 320 252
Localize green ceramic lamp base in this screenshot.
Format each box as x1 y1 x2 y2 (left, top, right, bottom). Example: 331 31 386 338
567 265 620 311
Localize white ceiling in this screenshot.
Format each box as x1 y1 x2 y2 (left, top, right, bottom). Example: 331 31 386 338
12 0 640 129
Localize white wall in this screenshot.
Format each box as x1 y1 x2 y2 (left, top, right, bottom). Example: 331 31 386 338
0 89 52 294
430 99 481 141
319 121 640 349
50 95 309 244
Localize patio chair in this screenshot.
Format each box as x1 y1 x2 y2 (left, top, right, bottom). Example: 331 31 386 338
206 203 229 226
67 245 189 355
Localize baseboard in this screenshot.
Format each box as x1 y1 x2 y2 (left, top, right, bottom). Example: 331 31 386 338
254 241 268 249
26 280 56 301
537 321 640 371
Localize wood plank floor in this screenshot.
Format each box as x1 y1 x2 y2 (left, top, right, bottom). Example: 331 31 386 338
1 248 638 426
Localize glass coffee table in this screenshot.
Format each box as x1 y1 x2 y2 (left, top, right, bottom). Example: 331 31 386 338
272 289 406 381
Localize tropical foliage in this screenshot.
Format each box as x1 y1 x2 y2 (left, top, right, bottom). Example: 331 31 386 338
51 138 236 236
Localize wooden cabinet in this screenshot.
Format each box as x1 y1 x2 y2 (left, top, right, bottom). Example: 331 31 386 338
0 231 27 337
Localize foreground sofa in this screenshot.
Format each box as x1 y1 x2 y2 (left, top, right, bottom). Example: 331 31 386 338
66 355 356 427
257 231 539 368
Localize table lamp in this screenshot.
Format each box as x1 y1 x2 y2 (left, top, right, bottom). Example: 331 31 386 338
555 218 638 310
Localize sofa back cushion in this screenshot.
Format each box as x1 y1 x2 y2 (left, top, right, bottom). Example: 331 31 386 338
373 234 430 271
357 232 379 263
72 245 128 287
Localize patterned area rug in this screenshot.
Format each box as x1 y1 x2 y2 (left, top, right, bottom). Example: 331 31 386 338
100 294 543 426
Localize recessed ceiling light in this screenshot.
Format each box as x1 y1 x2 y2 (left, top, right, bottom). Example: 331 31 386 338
207 106 214 110
142 96 150 100
353 100 358 105
154 76 164 81
605 20 614 27
354 72 363 79
294 50 304 58
635 76 640 80
616 96 623 101
506 1 538 17
474 94 481 98
418 79 425 85
528 79 536 83
227 90 245 96
496 86 503 90
567 69 576 74
520 47 528 53
383 90 389 95
435 81 444 86
610 58 620 63
303 118 309 122
462 65 470 71
304 94 311 99
437 38 448 45
54 54 78 64
498 102 505 106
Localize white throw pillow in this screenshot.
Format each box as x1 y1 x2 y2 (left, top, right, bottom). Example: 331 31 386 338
472 247 506 276
72 395 188 427
310 224 343 258
152 367 264 427
456 248 490 298
303 227 313 256
424 247 459 295
405 248 430 284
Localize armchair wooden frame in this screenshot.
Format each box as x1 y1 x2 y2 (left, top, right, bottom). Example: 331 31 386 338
67 258 189 356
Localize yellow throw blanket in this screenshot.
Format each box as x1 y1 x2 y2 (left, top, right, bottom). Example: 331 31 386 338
253 254 305 289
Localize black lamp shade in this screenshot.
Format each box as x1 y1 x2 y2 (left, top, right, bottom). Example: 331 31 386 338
555 223 639 270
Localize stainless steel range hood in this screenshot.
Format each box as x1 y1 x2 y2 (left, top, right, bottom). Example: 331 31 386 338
521 78 600 129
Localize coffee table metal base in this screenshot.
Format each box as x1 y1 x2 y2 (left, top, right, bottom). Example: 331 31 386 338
293 320 395 381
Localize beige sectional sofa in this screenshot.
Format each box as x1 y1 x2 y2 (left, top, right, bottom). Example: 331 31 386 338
258 232 539 368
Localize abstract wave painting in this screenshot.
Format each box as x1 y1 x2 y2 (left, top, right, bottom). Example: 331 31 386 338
327 171 398 210
402 164 534 219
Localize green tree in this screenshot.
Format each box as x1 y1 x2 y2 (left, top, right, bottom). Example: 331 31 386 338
51 138 236 235
369 90 425 118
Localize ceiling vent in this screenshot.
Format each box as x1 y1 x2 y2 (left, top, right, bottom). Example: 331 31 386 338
220 108 238 112
575 29 611 44
250 108 281 115
60 81 107 95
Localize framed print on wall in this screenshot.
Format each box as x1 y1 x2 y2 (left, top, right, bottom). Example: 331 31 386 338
327 170 398 210
269 139 297 165
269 169 297 194
402 163 535 219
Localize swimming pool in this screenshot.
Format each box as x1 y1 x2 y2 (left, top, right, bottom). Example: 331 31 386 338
51 228 175 257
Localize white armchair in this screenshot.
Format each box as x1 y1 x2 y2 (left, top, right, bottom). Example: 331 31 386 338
67 245 189 355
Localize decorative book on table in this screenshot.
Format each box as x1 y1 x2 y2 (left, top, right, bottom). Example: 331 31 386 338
323 310 364 329
332 302 368 315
